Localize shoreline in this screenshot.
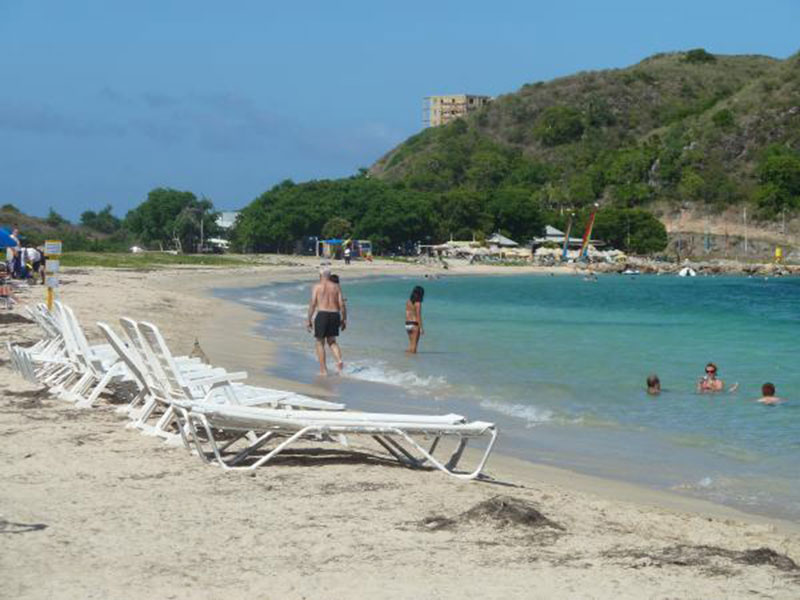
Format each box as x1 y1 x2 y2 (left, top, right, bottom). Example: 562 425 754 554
191 263 800 532
2 260 799 599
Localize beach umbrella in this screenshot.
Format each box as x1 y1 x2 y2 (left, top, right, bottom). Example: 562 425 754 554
0 228 17 248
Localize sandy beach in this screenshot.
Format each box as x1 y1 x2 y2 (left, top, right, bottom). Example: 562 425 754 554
2 259 799 599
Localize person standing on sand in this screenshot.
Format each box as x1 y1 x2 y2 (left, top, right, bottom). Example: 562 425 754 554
405 285 424 354
307 267 346 375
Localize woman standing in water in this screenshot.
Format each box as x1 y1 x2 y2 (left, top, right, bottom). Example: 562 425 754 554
405 285 425 353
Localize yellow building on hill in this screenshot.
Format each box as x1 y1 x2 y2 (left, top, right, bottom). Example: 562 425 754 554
424 94 491 127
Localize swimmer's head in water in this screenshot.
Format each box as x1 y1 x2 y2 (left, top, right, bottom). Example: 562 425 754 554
646 374 660 388
705 362 718 376
762 382 775 396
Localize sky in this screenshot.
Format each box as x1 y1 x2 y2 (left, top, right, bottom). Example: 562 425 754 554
1 1 799 220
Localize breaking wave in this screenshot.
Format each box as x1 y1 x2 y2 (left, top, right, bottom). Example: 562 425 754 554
344 360 448 394
479 398 554 427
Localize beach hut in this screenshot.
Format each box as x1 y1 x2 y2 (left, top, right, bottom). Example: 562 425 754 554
486 232 519 248
318 238 344 259
531 225 585 249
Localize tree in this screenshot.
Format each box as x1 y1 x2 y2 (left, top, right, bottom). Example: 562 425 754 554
81 204 121 234
489 186 544 241
466 149 511 190
678 168 706 202
683 48 716 64
436 189 492 240
46 208 69 227
754 147 800 217
125 188 217 252
321 217 352 239
592 208 667 254
606 148 653 186
533 106 585 147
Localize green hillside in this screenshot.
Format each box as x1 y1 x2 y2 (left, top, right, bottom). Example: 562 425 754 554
230 49 799 256
0 203 131 251
372 49 800 218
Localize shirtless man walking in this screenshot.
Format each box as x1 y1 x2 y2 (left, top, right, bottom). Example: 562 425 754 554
307 268 347 375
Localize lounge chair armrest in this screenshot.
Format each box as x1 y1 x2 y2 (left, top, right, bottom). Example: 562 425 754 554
190 371 248 387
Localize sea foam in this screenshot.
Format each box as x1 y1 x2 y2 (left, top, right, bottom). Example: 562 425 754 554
479 398 553 427
344 360 448 393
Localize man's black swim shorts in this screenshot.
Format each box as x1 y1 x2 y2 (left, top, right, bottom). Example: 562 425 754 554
314 310 341 339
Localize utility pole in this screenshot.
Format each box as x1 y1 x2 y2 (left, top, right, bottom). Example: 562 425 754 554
626 214 631 250
743 206 748 257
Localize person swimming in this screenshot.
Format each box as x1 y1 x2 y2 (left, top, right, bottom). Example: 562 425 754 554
756 382 785 406
646 374 661 395
696 362 738 393
697 362 724 393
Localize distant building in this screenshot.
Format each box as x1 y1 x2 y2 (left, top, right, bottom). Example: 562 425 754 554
424 94 492 127
531 225 604 250
216 211 240 230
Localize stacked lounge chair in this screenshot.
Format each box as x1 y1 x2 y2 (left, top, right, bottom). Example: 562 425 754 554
6 301 498 480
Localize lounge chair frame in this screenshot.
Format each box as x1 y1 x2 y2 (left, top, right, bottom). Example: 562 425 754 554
172 403 497 481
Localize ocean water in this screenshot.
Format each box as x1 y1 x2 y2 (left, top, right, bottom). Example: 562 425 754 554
218 273 800 521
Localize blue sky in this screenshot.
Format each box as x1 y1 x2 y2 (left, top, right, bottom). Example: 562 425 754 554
1 1 798 220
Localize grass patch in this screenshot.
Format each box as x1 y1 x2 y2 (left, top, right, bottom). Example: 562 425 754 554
60 252 252 269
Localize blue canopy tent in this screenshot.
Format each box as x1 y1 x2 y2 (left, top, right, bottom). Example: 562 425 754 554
0 228 17 248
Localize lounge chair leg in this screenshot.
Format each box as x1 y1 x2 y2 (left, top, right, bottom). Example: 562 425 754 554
372 435 413 466
388 427 499 480
380 435 422 467
131 398 157 431
186 413 216 463
245 426 318 470
228 432 277 466
444 439 468 471
413 436 442 467
119 388 146 414
153 406 176 438
64 372 93 403
77 370 115 408
170 405 195 452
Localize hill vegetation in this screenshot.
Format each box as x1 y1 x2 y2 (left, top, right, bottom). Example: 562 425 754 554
231 49 800 255
6 50 798 258
371 49 800 221
1 188 219 254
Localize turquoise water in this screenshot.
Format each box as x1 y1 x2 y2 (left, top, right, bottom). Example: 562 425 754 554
222 274 800 521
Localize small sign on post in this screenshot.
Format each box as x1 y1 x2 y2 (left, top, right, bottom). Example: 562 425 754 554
44 239 62 311
44 240 62 256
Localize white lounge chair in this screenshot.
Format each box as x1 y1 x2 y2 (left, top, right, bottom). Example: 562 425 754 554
101 319 344 437
53 303 132 407
135 320 344 410
8 305 74 387
172 401 497 480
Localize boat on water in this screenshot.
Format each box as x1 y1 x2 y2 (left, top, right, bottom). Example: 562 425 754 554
621 268 640 275
678 267 697 277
